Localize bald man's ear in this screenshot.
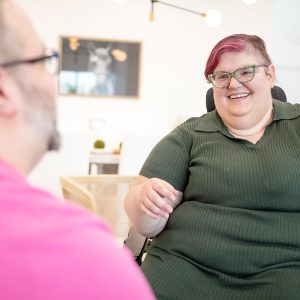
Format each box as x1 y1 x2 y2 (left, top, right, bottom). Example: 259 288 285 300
0 68 18 117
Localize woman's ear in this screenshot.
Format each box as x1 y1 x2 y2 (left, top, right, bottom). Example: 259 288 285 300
266 64 275 88
0 68 18 118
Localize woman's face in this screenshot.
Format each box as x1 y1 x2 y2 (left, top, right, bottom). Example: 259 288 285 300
212 50 275 129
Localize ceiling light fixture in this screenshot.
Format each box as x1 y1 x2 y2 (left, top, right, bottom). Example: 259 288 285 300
149 0 221 27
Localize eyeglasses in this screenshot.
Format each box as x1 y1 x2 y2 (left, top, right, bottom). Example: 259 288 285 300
0 48 59 75
208 64 268 88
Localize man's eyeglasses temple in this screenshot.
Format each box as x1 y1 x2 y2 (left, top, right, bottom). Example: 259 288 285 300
0 51 59 69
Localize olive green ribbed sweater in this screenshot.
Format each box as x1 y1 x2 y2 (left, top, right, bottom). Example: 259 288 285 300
140 100 300 300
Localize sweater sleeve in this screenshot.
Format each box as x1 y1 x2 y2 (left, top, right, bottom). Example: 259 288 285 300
140 123 192 192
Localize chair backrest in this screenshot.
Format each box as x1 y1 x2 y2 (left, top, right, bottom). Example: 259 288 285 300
60 176 98 212
60 175 138 244
206 85 287 112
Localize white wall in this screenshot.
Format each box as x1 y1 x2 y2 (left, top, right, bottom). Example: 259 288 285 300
16 0 300 195
18 0 277 141
271 0 300 102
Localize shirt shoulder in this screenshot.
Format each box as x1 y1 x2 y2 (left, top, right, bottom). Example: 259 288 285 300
0 179 155 300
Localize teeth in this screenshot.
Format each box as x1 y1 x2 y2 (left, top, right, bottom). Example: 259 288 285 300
229 93 249 99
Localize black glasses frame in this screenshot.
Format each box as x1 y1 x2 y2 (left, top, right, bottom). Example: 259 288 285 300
0 50 58 69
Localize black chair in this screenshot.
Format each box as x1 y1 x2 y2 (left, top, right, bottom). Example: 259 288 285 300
206 85 287 112
123 227 149 265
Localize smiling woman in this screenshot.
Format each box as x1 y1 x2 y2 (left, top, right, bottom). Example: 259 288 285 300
124 33 300 300
204 34 276 143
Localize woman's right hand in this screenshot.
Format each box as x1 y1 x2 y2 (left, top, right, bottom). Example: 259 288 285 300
137 178 180 220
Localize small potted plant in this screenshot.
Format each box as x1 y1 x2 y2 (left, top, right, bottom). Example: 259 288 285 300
93 139 106 150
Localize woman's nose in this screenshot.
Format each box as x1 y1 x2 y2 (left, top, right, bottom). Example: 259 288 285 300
228 75 242 89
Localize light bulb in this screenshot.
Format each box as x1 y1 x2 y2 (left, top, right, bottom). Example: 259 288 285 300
204 9 222 27
242 0 257 5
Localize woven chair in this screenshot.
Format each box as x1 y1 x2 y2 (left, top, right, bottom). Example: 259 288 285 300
60 175 138 244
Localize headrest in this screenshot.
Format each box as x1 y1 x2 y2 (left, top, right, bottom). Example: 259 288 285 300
206 85 287 112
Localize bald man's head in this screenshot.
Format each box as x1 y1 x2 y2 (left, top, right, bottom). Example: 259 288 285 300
0 0 60 174
0 0 25 65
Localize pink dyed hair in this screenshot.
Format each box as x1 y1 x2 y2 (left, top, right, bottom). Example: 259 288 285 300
204 34 272 80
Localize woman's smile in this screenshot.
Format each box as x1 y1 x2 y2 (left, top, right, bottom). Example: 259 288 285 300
228 92 250 100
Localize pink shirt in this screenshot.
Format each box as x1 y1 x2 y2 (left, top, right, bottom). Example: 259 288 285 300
0 160 155 300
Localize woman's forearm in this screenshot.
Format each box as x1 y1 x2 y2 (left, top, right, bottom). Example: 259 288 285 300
125 182 169 237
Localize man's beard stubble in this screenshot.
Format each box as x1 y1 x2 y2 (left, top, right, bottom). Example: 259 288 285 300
16 73 61 152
